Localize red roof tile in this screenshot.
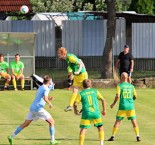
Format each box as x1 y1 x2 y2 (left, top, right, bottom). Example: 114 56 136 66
0 0 32 12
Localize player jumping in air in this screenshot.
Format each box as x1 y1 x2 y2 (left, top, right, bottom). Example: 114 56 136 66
58 47 88 112
108 72 141 142
8 75 61 145
0 54 11 90
74 79 106 145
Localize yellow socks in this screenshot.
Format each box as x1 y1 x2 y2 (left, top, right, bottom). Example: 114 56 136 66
4 83 9 88
12 79 17 89
69 93 77 106
79 134 85 145
134 126 139 136
112 127 118 136
21 79 25 89
99 130 104 145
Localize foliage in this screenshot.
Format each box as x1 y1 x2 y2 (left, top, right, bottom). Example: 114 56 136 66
129 0 155 15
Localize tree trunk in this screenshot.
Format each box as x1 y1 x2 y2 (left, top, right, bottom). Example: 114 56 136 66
101 0 116 79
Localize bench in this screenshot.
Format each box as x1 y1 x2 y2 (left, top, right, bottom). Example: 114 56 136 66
0 77 33 90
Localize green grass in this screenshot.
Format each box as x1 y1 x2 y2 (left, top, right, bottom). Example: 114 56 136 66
36 68 155 80
0 88 155 145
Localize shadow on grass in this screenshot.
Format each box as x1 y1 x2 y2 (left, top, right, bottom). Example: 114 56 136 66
21 138 99 141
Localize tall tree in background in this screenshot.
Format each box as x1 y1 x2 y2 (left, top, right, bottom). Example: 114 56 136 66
129 0 155 15
101 0 116 79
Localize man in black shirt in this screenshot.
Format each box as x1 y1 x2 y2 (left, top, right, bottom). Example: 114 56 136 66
115 45 134 83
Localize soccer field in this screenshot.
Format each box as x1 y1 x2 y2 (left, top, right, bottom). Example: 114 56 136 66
0 89 155 145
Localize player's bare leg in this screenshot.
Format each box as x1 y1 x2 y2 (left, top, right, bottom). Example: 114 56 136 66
8 120 32 145
79 128 87 145
108 120 121 141
131 119 141 141
128 76 132 84
19 74 25 90
65 86 78 112
97 126 104 145
46 117 61 145
4 75 11 90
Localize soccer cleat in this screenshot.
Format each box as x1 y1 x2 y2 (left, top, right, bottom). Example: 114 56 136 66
108 136 114 141
8 136 14 145
21 88 25 91
136 136 141 142
64 106 73 112
14 88 18 91
50 140 61 145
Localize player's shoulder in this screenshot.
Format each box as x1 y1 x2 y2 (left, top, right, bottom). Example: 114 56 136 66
2 61 8 64
19 61 24 64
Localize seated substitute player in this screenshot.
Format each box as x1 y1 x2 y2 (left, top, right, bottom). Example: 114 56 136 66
0 54 11 90
10 54 25 90
108 72 141 142
58 47 88 112
74 79 106 145
8 75 61 145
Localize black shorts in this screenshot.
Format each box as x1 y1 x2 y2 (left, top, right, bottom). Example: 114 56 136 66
119 69 132 77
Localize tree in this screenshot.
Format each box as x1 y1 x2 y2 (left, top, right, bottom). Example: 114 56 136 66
101 0 116 79
30 0 73 12
129 0 155 15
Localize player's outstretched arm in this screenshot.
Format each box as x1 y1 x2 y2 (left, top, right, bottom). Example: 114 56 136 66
110 94 119 109
44 96 52 108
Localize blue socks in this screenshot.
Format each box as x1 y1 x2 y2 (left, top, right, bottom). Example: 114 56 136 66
14 126 23 135
49 126 55 136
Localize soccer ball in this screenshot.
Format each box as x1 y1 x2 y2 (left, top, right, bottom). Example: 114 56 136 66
20 5 29 14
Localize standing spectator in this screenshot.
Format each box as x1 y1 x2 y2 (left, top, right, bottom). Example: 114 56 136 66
0 54 11 90
10 54 25 91
115 45 134 83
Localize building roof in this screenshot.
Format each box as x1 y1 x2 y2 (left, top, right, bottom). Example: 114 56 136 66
87 11 155 22
0 0 32 12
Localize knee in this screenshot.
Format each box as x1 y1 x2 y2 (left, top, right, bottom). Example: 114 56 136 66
7 75 11 80
12 75 15 79
20 75 24 79
48 119 55 126
73 87 78 93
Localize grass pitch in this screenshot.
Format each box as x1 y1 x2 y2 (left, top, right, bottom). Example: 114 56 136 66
0 88 155 145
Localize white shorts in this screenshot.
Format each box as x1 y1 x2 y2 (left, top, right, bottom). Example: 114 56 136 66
26 108 51 121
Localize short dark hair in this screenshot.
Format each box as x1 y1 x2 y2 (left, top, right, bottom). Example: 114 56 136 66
15 54 20 57
0 54 4 57
83 79 92 88
43 75 51 84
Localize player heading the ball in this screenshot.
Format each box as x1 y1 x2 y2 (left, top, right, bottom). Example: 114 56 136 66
58 47 88 112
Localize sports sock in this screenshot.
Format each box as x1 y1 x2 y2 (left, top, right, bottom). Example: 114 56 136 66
4 83 9 88
21 79 25 89
99 130 104 145
134 126 139 136
12 126 23 138
12 79 17 89
69 93 77 106
79 134 85 145
112 127 118 137
49 126 55 141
